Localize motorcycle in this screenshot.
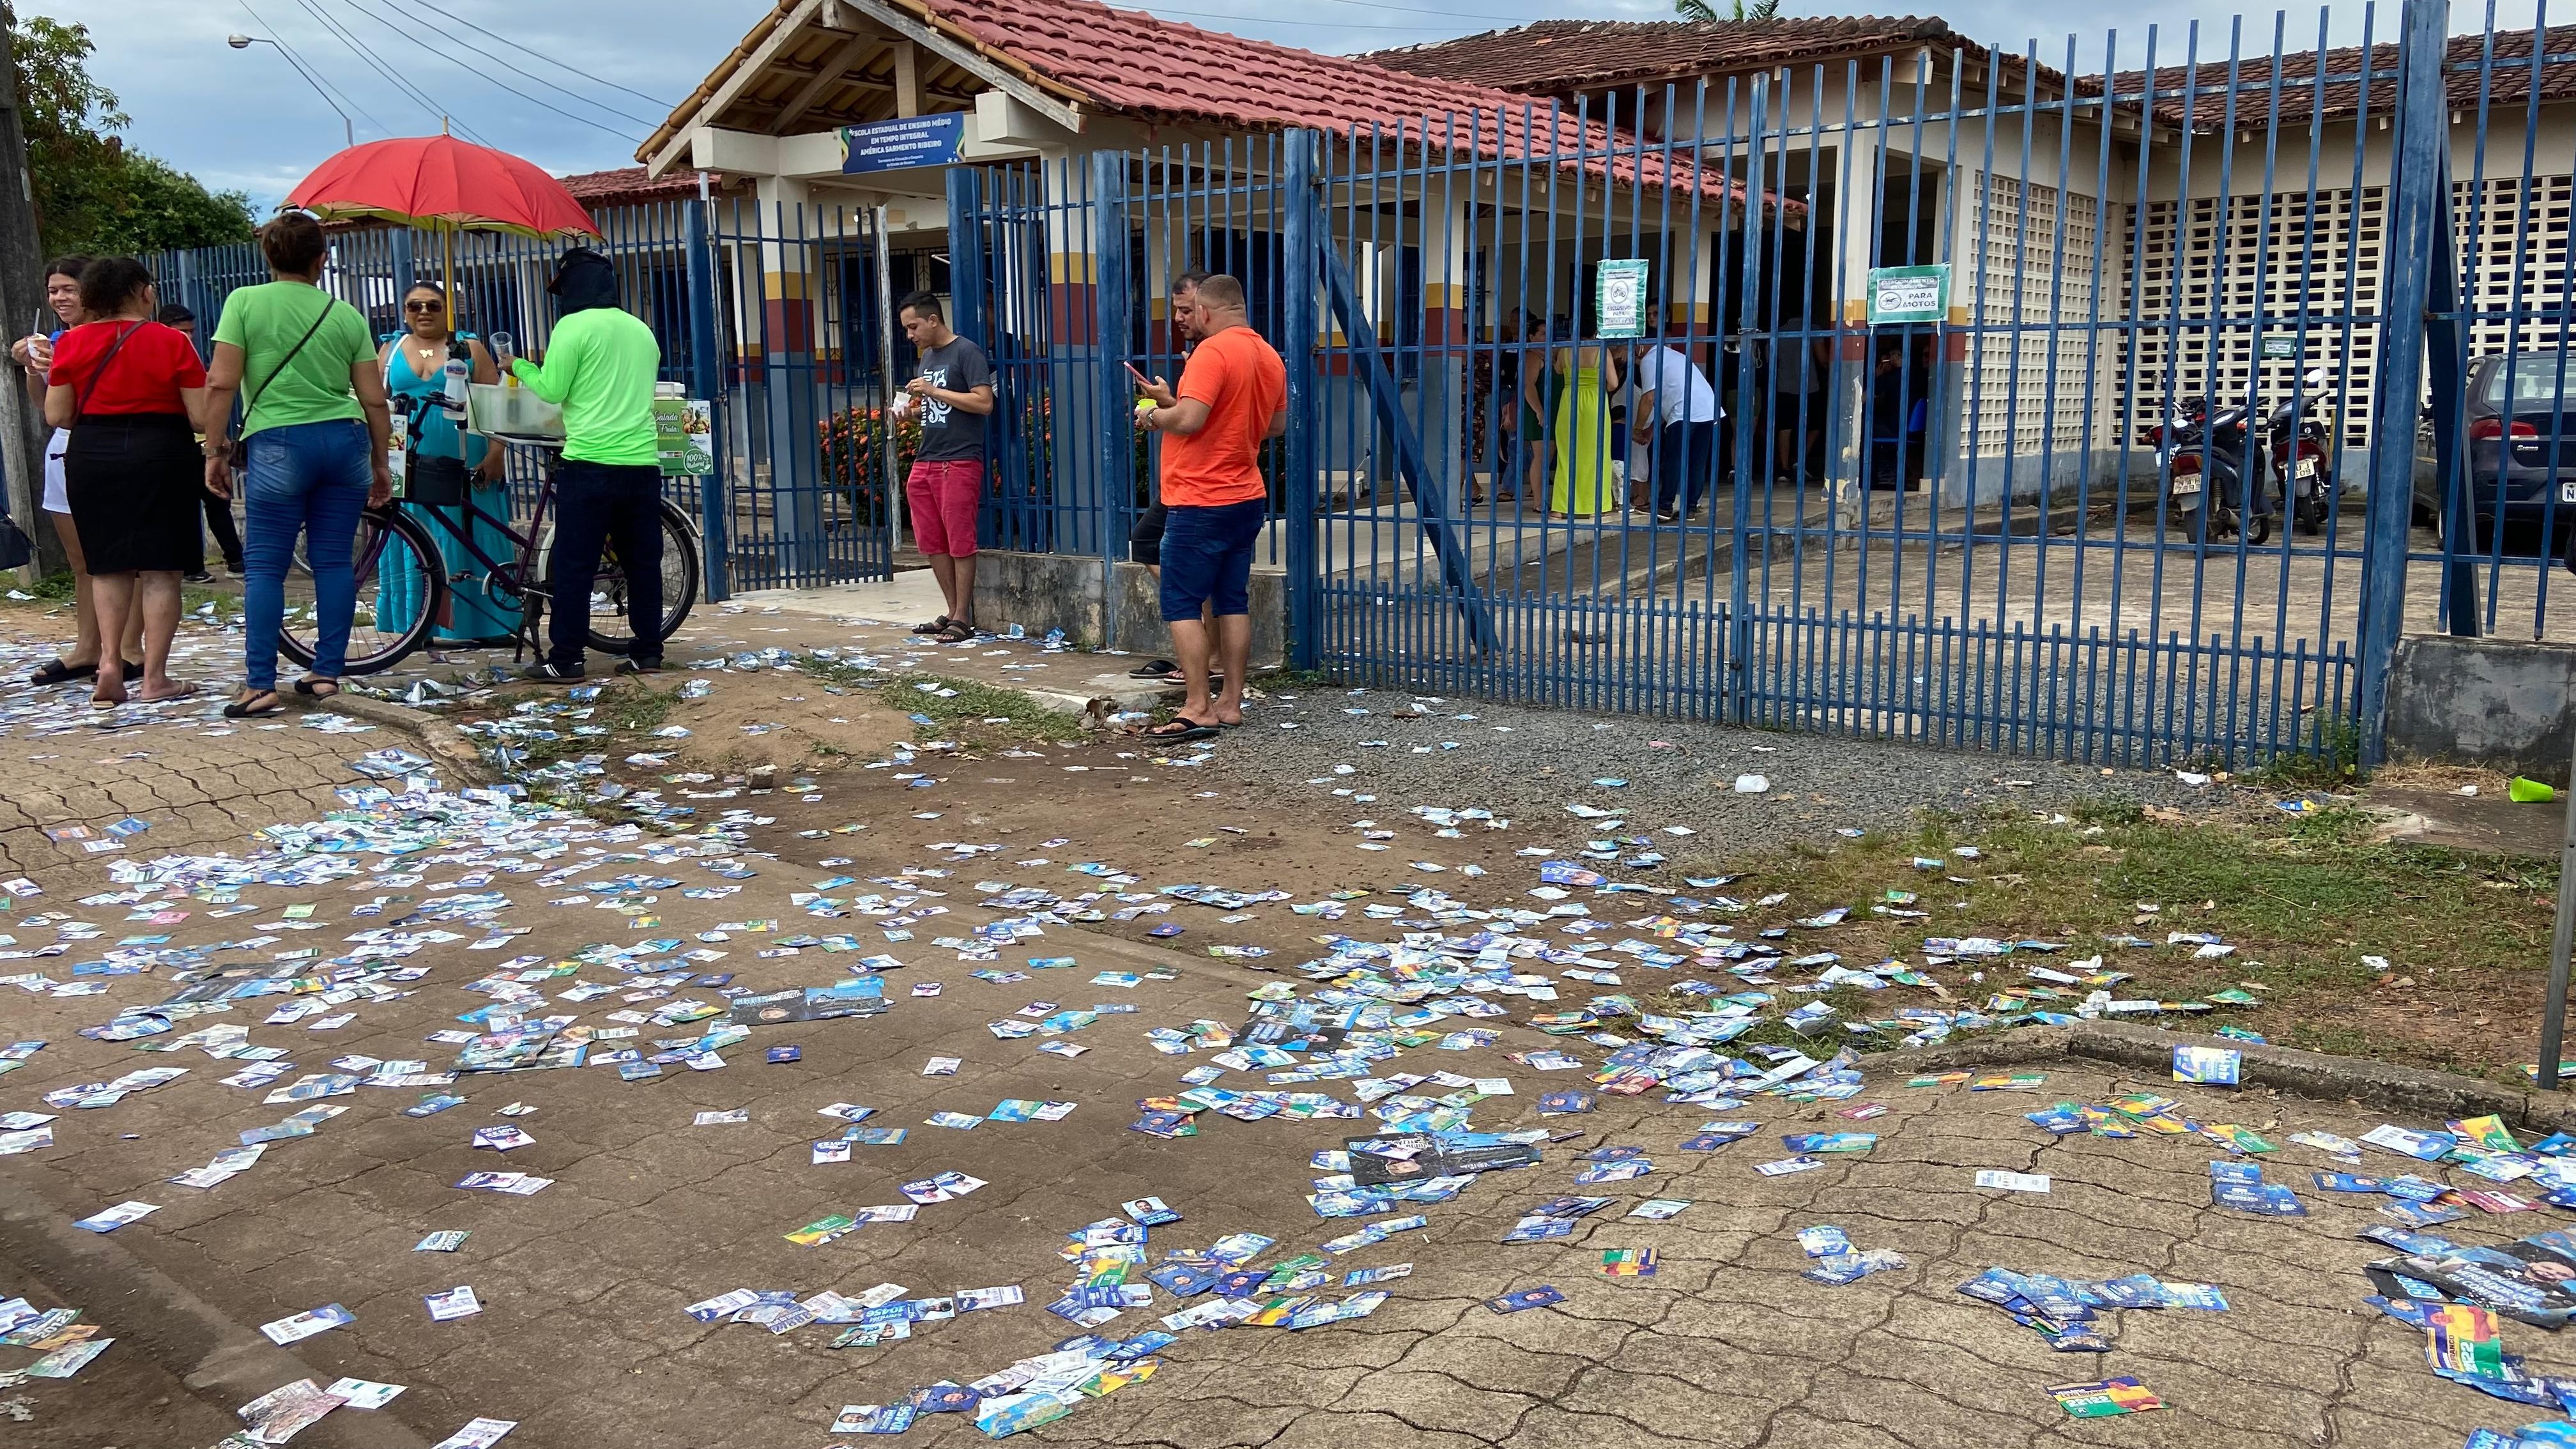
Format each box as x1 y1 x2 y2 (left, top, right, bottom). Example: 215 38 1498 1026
2268 365 2338 535
2144 391 2273 546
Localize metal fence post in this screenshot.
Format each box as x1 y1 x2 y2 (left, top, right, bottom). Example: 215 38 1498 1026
1726 77 1771 725
1089 150 1133 588
2427 146 2478 637
1282 130 1322 671
946 167 988 345
2358 0 2453 763
684 197 731 601
871 203 903 578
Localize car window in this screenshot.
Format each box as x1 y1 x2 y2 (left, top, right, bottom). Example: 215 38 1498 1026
2486 354 2576 407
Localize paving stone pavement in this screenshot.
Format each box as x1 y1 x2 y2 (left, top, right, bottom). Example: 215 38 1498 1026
0 606 2566 1449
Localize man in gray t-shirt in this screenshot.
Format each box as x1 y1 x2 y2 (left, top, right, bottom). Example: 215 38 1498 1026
896 291 995 642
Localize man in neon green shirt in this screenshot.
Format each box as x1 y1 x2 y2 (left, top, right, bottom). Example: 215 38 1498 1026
506 247 665 680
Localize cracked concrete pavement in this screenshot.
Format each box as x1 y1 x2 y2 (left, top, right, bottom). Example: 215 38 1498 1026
0 602 2566 1449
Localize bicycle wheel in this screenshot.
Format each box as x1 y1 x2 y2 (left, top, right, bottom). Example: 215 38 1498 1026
278 507 445 675
583 500 702 654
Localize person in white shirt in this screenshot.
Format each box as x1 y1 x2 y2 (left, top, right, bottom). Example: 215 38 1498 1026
1634 343 1721 522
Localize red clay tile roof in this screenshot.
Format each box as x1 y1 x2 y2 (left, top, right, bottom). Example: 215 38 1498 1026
2089 24 2576 130
919 0 1766 206
1368 16 1960 95
647 0 1797 215
554 167 706 206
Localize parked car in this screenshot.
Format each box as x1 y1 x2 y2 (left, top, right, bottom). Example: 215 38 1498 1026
2412 351 2576 551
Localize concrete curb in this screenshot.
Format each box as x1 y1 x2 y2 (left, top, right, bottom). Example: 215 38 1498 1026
321 694 494 784
0 1190 434 1446
1862 1020 2576 1131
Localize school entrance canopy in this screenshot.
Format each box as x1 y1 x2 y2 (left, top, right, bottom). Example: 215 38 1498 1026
637 0 1797 609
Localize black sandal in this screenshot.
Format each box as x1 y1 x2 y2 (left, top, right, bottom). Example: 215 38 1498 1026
910 616 951 635
934 621 976 644
291 677 341 700
1126 658 1179 679
223 689 282 718
26 658 93 687
1140 716 1222 744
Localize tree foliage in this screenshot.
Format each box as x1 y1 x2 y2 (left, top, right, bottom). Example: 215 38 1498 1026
14 15 254 257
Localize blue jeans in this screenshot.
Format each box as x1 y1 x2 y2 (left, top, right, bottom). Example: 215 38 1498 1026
1654 418 1719 516
243 419 371 690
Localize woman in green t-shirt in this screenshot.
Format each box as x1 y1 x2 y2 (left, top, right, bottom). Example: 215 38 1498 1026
199 212 394 718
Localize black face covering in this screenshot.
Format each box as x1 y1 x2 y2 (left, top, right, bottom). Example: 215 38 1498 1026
548 247 619 315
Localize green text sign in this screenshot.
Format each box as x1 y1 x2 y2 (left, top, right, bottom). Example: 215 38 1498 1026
1866 264 1950 325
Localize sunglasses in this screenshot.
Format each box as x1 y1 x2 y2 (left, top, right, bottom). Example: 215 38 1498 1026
404 300 445 313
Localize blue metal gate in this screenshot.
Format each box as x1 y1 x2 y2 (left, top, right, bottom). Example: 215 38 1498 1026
1236 0 2570 767
126 0 2572 761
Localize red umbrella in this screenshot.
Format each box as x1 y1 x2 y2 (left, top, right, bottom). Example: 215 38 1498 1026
286 130 600 390
286 134 599 239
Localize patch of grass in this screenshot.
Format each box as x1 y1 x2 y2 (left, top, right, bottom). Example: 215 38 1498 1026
25 571 73 603
2243 712 2366 792
1669 794 2557 1078
793 656 1084 746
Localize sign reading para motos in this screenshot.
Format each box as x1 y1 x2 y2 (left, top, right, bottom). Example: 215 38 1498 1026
1866 264 1950 325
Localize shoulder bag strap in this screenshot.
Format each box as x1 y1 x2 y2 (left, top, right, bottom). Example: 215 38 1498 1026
241 296 337 432
67 323 144 419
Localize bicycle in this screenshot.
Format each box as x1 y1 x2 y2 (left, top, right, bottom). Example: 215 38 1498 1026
276 391 702 675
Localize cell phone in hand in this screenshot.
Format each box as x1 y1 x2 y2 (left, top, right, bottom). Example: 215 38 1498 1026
1123 361 1154 388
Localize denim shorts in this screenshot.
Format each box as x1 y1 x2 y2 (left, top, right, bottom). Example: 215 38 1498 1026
1158 498 1266 622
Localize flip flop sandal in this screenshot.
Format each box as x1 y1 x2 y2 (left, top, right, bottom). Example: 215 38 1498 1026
1142 717 1222 744
224 691 283 719
910 616 951 635
935 622 977 644
292 678 341 699
138 682 202 705
89 687 127 710
1127 659 1179 678
26 658 93 686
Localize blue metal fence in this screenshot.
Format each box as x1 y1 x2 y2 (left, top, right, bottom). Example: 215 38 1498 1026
918 0 2573 767
132 0 2576 763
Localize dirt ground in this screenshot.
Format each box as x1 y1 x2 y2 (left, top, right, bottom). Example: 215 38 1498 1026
4 592 2575 1449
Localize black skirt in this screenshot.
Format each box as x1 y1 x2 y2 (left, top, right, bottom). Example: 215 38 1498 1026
65 413 202 575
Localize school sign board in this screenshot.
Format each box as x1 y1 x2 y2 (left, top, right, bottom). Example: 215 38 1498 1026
840 113 968 174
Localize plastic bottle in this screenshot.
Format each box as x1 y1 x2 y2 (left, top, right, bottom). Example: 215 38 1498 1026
441 352 470 415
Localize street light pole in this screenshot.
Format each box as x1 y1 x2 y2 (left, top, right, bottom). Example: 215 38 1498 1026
225 34 354 149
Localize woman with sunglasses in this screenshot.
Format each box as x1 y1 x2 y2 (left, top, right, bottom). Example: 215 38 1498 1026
378 282 513 643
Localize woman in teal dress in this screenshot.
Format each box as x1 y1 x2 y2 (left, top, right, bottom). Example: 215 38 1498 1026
378 282 515 643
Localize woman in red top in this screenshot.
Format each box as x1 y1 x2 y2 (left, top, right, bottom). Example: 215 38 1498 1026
43 257 212 707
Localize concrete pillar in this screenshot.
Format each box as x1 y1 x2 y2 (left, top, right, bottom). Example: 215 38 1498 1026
1835 127 1884 505
1937 158 1977 510
1420 183 1473 520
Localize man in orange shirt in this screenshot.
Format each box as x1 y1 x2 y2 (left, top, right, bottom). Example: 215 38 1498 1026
1134 272 1284 741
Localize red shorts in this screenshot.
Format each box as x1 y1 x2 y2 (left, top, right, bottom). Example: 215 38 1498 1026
905 458 985 557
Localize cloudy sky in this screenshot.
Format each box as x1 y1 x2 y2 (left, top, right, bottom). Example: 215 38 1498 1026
41 0 2553 206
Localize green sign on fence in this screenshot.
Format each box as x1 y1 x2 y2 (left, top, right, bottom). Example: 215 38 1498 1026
1866 264 1951 325
1596 259 1650 339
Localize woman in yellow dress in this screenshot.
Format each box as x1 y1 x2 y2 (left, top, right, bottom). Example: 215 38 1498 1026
1533 326 1620 517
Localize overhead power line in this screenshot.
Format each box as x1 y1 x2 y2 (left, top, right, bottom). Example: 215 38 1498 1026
289 0 494 142
323 0 647 142
417 0 678 111
334 0 665 130
237 0 397 139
